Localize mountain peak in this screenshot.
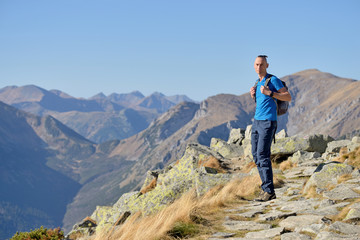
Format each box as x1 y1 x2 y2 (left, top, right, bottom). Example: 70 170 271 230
90 92 107 99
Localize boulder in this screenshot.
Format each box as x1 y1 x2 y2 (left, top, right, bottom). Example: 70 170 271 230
271 135 333 156
227 128 245 145
344 202 360 222
245 124 252 139
303 162 354 194
275 129 288 139
290 150 321 164
326 140 352 153
352 136 360 144
210 138 244 158
279 215 323 231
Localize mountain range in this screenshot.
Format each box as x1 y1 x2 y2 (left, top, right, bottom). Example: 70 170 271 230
0 69 359 239
0 86 194 143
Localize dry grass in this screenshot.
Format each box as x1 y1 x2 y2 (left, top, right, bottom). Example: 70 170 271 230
95 191 197 240
198 156 227 173
279 160 296 171
302 185 323 199
92 174 268 240
329 199 360 222
337 174 353 184
241 161 257 173
140 177 157 195
335 146 360 168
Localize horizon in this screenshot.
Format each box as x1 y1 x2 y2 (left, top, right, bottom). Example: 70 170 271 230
1 0 359 101
1 68 355 102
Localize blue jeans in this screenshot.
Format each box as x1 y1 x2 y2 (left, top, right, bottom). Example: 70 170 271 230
251 120 277 194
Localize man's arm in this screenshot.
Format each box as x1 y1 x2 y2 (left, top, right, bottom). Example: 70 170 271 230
260 86 291 102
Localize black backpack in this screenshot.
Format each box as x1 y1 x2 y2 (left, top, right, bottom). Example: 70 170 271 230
253 74 289 116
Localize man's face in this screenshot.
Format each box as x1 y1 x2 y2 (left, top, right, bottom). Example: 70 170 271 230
254 57 269 75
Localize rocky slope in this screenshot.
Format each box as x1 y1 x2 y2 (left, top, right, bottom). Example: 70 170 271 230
67 127 360 239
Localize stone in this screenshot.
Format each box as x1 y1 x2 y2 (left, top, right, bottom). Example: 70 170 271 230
352 136 360 143
194 168 235 196
315 202 349 216
300 223 325 235
303 162 353 194
280 199 318 213
326 140 352 153
276 129 288 139
227 128 245 145
279 215 323 231
281 232 311 240
257 210 296 221
291 150 321 164
210 138 244 158
211 232 236 238
223 220 271 231
328 221 360 235
271 134 333 156
245 125 252 139
344 208 360 222
314 231 358 240
245 227 284 239
323 184 360 200
235 209 264 218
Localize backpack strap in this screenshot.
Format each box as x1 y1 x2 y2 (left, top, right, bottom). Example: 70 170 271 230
253 79 260 102
264 74 273 87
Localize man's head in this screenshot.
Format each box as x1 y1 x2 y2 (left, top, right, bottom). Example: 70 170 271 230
254 55 269 76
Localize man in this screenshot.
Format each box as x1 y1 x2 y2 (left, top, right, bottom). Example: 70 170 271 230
250 55 291 201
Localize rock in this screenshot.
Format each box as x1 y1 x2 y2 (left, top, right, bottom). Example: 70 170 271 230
281 232 312 240
66 216 97 239
210 138 244 158
227 128 245 145
314 231 358 240
352 136 360 143
303 162 354 194
257 210 296 221
276 129 288 139
323 184 360 200
211 232 236 238
194 167 241 196
315 202 349 216
223 220 271 231
245 227 284 239
300 223 325 235
242 139 252 158
245 125 252 139
344 208 360 222
326 140 352 153
290 150 321 164
328 221 360 235
235 209 264 218
280 232 311 240
280 199 318 213
271 134 333 156
279 215 323 231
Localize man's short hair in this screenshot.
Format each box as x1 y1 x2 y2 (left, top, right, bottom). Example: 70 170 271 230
257 55 268 59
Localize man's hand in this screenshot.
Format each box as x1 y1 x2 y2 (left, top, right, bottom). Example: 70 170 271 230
260 85 271 96
250 86 256 99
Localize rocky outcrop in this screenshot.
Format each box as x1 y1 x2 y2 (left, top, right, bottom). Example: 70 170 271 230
67 126 360 239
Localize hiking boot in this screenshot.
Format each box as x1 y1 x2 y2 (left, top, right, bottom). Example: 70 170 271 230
255 191 276 202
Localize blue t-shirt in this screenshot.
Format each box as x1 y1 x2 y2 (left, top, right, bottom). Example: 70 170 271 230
254 74 284 121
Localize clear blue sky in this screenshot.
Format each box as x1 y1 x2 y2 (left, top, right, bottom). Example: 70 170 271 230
1 0 359 101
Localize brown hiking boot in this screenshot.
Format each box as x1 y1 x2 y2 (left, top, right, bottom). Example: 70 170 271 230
255 191 276 202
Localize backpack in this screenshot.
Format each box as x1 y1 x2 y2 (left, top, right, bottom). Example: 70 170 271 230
253 74 289 116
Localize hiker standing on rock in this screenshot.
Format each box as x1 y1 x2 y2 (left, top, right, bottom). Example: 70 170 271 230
249 55 291 201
